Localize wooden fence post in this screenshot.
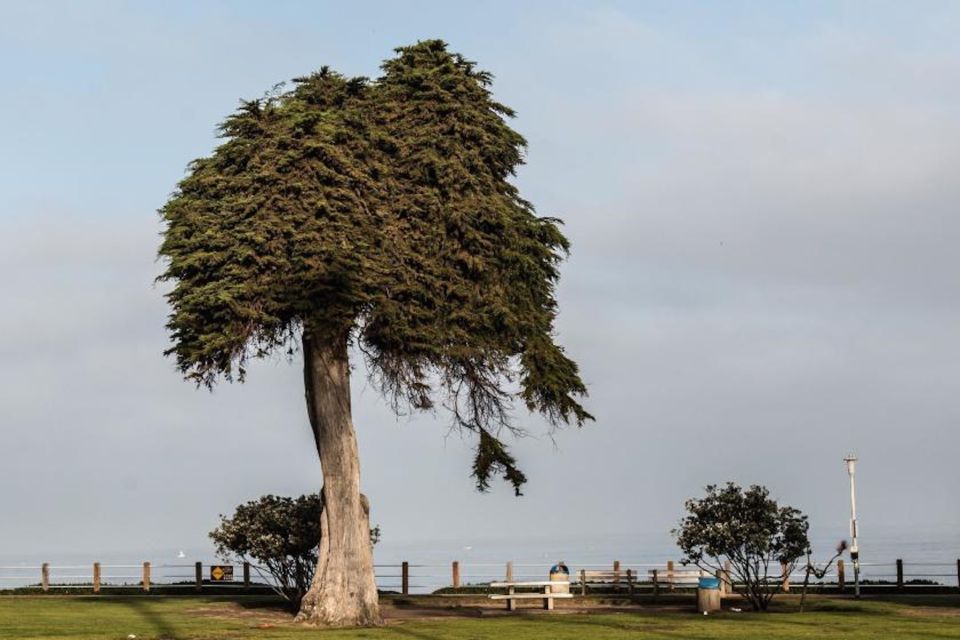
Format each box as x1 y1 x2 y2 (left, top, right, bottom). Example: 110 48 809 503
627 568 635 596
723 560 732 595
715 568 725 596
667 560 675 591
142 562 151 592
580 569 587 596
896 559 904 590
506 561 513 582
613 560 620 584
195 562 203 592
956 559 959 590
781 560 790 592
41 563 49 592
452 561 460 589
93 563 101 594
837 559 845 591
652 569 660 597
243 562 251 591
401 562 409 596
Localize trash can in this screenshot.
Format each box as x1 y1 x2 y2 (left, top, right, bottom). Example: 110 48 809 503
697 576 721 613
549 561 570 594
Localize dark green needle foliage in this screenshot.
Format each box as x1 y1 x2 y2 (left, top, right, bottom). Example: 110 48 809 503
159 40 592 495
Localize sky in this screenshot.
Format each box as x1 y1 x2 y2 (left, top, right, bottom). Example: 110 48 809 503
1 1 959 561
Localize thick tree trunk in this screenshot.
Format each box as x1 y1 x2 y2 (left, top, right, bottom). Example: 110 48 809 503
296 327 382 627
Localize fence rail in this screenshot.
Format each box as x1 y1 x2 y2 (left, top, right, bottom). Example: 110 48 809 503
1 558 958 595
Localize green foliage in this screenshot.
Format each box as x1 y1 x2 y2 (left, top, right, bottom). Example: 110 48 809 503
159 40 592 494
209 494 379 606
674 483 811 611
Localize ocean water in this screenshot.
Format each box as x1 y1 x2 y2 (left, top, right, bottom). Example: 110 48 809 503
371 529 960 591
2 529 957 593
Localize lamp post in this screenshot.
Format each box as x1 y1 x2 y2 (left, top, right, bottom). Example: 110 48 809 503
843 455 860 598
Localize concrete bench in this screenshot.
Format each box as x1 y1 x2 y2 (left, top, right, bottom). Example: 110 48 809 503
648 567 705 593
578 569 640 595
488 580 573 610
577 566 705 595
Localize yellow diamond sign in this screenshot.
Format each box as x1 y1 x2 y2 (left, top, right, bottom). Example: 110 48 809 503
210 565 233 581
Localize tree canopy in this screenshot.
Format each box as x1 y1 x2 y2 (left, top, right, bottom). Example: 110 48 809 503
159 40 592 495
674 483 811 611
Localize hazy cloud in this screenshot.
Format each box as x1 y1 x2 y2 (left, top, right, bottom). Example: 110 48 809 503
1 2 958 559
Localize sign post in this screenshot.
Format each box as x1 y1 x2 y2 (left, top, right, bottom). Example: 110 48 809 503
844 455 860 599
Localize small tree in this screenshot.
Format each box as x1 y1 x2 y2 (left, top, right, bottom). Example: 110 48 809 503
799 540 847 612
674 483 810 611
209 494 379 608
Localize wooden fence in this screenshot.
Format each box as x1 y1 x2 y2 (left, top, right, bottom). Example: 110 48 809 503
2 558 959 595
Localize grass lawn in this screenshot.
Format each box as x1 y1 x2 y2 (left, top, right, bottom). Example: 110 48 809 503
0 595 957 639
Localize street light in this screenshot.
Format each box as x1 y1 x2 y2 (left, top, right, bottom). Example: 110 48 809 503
843 454 860 598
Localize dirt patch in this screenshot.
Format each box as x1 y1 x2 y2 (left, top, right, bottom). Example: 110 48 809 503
381 604 488 621
185 602 295 624
380 602 694 623
896 606 960 618
184 598 702 627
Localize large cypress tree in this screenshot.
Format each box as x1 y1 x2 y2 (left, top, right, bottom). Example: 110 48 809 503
159 40 591 627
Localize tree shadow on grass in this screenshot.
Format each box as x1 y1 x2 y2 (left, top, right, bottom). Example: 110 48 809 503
867 595 960 611
387 625 446 640
228 595 296 613
114 596 293 638
83 596 279 639
515 612 686 637
117 597 179 640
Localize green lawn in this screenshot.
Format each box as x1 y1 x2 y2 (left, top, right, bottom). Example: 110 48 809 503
0 595 958 639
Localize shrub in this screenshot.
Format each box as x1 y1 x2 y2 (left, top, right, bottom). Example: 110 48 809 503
674 483 810 611
210 493 379 607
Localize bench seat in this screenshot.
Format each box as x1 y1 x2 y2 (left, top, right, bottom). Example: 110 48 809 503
489 593 574 600
488 580 571 611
